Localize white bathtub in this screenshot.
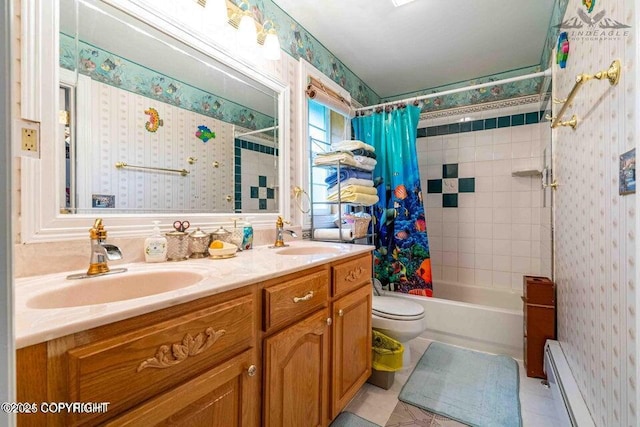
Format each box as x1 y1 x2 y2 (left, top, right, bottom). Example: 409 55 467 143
382 280 524 359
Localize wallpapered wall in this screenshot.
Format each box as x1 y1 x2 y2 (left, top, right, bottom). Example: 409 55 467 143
554 0 637 425
84 79 236 212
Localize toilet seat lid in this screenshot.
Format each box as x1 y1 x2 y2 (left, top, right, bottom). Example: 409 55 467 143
372 296 425 321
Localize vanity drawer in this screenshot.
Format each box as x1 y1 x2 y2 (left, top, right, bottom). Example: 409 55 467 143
263 270 329 332
332 254 372 297
66 295 255 425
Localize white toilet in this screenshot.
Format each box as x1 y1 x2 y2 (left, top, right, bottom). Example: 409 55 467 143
371 295 426 368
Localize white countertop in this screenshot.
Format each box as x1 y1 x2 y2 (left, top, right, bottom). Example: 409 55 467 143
14 241 373 349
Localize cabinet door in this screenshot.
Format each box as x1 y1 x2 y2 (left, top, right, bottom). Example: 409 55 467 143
331 285 372 418
105 349 259 427
264 309 331 427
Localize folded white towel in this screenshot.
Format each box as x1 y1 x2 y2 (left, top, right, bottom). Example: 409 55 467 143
353 156 377 167
330 140 375 153
313 152 376 171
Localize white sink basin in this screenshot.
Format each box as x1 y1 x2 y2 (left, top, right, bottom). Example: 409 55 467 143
26 270 206 309
276 246 342 256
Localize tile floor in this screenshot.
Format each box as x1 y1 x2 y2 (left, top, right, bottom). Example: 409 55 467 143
344 337 561 427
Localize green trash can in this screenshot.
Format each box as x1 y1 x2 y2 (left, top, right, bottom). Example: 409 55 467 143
368 330 404 389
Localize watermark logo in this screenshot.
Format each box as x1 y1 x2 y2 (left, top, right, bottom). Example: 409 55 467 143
556 2 631 41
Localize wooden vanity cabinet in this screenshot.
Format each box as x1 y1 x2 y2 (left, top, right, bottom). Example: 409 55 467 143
261 254 373 426
17 251 373 427
330 255 372 419
105 349 257 427
17 285 260 427
330 285 371 418
263 308 331 427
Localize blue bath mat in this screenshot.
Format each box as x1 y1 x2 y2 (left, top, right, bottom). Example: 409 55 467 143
330 412 381 427
399 342 522 427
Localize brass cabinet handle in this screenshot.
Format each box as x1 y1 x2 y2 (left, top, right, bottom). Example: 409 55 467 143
292 291 314 303
338 309 344 317
326 318 332 326
247 365 257 377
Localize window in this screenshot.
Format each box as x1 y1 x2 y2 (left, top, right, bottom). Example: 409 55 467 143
308 99 347 219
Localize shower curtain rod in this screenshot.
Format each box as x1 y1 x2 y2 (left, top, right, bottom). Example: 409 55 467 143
235 125 279 138
356 68 552 113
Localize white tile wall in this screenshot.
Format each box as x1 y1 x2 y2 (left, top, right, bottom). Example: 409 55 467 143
417 110 549 293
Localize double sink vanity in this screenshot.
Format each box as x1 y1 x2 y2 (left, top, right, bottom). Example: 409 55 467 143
15 241 373 426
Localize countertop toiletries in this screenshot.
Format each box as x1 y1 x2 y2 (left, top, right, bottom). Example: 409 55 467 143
210 225 233 245
189 227 211 258
166 220 190 261
144 221 168 263
243 217 253 250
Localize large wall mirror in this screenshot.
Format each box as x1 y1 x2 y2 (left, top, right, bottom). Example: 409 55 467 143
21 0 290 242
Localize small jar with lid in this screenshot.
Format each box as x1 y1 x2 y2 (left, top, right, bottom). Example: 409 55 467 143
210 226 233 245
166 230 190 261
189 228 211 258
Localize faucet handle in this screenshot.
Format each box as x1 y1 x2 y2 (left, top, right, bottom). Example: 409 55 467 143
276 216 291 227
89 218 107 240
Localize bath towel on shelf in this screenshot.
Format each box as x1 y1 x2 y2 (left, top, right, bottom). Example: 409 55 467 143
326 185 379 206
330 139 375 153
327 178 374 194
350 148 377 159
353 156 377 169
324 168 373 187
313 151 376 171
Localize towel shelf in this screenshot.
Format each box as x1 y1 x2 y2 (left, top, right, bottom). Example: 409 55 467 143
549 59 621 130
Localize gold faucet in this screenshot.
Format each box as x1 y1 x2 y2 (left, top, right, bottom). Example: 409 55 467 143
272 216 297 247
87 218 123 276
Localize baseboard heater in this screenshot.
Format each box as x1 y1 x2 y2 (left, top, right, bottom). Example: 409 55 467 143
544 340 595 426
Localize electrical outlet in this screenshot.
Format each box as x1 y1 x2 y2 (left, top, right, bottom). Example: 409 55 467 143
22 128 38 152
14 120 40 158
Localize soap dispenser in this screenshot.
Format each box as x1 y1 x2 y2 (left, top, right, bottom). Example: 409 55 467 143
242 217 254 250
144 221 168 262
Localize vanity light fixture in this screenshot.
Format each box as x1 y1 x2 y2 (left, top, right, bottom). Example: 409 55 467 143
200 0 228 27
224 0 281 61
261 21 281 60
237 10 258 50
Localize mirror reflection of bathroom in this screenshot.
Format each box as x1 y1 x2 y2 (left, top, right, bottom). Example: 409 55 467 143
58 0 279 215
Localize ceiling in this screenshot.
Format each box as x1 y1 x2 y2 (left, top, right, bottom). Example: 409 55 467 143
273 0 556 99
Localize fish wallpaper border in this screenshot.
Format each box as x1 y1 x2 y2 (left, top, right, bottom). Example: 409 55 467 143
59 33 275 132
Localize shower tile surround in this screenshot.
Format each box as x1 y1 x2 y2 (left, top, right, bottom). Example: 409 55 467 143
417 105 548 292
234 139 279 212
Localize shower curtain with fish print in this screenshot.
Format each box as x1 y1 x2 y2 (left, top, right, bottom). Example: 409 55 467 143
352 105 432 297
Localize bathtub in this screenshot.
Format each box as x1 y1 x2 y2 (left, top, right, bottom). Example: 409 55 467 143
382 280 524 359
